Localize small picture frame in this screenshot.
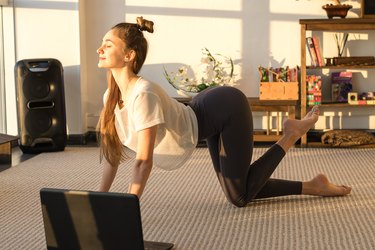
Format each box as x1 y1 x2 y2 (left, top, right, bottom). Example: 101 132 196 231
361 0 375 18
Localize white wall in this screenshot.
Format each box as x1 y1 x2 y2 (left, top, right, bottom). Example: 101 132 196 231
80 0 127 130
6 0 375 136
12 0 82 135
84 0 374 131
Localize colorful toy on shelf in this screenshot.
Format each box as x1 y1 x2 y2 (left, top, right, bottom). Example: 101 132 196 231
331 71 352 103
348 91 375 105
306 75 322 106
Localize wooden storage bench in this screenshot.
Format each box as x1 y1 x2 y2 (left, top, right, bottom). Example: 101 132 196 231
248 98 297 142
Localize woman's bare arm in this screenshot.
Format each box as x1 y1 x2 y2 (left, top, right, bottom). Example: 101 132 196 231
128 125 157 197
99 158 119 192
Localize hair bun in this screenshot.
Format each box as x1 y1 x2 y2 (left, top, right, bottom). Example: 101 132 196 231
136 16 154 33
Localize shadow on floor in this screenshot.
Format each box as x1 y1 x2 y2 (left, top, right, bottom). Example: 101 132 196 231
0 147 39 172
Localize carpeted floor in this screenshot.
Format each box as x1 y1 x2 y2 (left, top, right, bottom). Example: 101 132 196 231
1 146 375 250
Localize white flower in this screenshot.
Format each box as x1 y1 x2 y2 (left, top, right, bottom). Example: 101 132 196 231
163 48 236 93
200 57 210 64
177 66 188 76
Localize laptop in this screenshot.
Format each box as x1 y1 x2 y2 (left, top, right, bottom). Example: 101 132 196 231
40 188 174 250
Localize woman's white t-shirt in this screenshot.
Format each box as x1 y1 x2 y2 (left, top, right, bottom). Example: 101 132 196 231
104 77 198 170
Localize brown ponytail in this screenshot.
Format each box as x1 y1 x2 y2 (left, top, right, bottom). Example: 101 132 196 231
98 71 126 167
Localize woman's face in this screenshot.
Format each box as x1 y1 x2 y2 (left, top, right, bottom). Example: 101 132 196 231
97 29 127 68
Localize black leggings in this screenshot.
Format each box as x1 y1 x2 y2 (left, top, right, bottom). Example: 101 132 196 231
188 86 302 207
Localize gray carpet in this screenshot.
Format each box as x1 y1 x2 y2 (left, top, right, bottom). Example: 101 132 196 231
1 146 375 250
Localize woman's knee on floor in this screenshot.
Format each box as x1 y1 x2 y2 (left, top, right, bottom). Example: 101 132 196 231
226 194 248 208
229 199 247 208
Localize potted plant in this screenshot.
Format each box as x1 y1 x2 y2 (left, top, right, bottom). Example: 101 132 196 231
163 48 236 96
323 0 352 19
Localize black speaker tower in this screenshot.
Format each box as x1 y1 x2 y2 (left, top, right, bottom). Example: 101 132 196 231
15 58 67 153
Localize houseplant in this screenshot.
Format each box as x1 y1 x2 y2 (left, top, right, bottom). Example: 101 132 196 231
163 48 236 96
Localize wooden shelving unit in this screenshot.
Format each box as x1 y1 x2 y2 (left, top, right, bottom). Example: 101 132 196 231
299 18 375 146
307 65 375 70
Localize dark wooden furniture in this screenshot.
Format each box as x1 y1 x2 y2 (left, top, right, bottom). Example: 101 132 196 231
0 134 18 165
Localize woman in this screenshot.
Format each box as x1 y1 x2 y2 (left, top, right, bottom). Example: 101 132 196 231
97 17 351 207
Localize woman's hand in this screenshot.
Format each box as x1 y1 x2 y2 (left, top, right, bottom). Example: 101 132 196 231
128 125 158 197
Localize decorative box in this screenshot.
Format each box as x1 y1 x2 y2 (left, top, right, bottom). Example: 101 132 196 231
259 82 299 100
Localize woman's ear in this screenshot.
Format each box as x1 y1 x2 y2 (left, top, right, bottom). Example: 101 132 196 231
124 50 136 62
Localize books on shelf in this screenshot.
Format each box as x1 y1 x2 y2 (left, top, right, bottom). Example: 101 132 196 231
306 36 325 67
331 71 352 103
306 75 322 106
306 37 317 67
312 37 324 67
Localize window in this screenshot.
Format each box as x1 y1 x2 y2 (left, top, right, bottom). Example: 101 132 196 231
0 5 6 133
0 1 15 135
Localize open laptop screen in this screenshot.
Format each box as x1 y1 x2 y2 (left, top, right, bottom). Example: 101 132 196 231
40 188 145 250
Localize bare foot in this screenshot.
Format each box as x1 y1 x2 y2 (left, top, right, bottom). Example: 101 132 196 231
276 106 320 152
302 174 352 197
283 105 320 141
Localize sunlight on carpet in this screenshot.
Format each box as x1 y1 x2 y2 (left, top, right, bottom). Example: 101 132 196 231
1 146 375 249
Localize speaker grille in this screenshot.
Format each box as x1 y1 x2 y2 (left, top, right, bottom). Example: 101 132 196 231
23 74 50 99
25 111 52 135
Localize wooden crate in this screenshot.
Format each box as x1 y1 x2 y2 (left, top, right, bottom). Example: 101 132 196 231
259 82 299 100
